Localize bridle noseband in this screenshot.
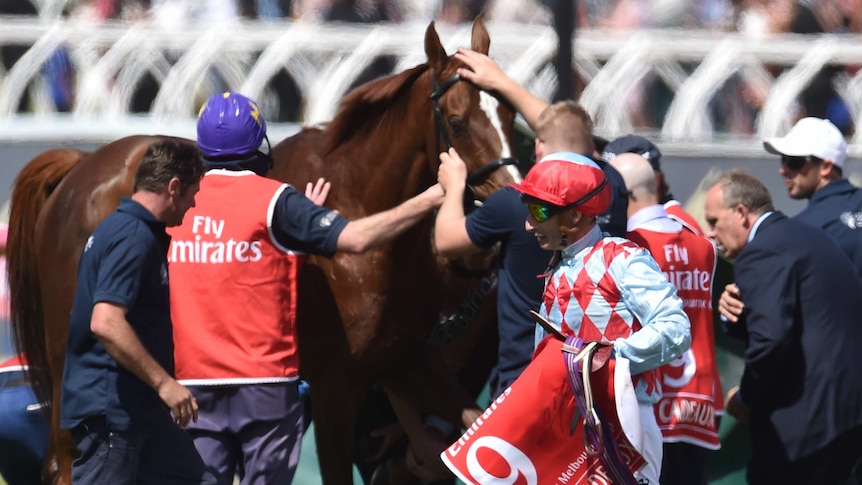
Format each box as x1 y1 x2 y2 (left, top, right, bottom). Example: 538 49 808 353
429 70 519 211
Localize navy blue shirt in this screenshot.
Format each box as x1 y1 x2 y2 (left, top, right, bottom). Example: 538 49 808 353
596 159 629 238
795 178 862 282
465 187 550 396
61 198 174 430
270 185 348 257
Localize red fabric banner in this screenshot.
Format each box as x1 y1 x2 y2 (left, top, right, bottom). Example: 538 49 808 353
441 339 645 484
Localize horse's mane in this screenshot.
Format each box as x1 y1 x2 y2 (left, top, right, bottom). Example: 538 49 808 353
322 63 429 155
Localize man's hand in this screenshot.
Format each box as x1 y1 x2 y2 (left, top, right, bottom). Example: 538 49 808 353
404 425 452 481
305 177 331 206
158 379 199 428
437 148 468 195
724 385 749 422
368 422 405 461
454 48 510 92
718 283 744 323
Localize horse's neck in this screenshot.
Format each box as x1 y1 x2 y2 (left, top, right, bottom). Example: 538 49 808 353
331 80 437 211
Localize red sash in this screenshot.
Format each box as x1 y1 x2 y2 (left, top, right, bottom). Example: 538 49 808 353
441 338 645 484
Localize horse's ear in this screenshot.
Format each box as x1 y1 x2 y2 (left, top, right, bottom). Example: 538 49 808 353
471 16 490 55
425 21 448 72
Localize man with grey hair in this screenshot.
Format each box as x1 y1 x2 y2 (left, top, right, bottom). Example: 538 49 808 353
704 169 862 485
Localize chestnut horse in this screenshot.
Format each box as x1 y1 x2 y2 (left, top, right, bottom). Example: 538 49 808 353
7 18 517 484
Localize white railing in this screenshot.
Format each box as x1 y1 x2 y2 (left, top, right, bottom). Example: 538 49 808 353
2 16 862 158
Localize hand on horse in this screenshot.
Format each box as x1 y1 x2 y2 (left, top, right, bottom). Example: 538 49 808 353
368 422 406 461
305 177 331 207
158 379 199 428
404 424 453 481
454 48 511 94
437 147 468 195
718 283 744 323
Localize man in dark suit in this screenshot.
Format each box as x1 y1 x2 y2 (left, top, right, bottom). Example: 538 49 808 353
703 169 862 484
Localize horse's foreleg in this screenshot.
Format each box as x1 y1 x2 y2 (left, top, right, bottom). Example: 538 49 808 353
385 389 454 480
309 372 360 485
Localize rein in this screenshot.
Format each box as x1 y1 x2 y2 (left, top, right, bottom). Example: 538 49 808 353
429 70 519 210
562 337 638 485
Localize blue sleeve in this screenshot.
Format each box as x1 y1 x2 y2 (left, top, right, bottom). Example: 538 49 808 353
464 188 517 248
271 186 349 258
92 232 150 309
613 248 692 375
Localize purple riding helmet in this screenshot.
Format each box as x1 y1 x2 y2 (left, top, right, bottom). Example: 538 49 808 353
197 92 267 159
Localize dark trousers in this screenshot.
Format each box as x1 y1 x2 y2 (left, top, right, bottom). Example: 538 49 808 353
71 413 216 485
660 441 711 485
0 373 48 485
186 382 304 485
747 425 862 485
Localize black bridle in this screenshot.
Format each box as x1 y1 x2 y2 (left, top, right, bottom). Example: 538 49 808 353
429 71 519 211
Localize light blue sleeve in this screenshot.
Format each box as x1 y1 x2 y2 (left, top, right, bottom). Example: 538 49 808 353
612 249 691 375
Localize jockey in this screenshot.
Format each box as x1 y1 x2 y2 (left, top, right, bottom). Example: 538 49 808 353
511 152 691 483
168 92 443 484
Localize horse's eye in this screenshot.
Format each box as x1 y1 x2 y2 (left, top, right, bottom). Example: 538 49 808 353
449 116 467 137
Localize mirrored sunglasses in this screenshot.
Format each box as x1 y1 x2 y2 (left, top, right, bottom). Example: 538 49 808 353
527 202 558 223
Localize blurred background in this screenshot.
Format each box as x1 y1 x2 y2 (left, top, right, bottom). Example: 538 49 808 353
3 0 862 483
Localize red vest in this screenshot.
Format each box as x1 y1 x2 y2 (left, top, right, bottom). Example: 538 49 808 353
168 171 305 384
664 200 703 235
627 226 721 449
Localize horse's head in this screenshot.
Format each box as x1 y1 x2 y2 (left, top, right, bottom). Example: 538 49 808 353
424 18 519 208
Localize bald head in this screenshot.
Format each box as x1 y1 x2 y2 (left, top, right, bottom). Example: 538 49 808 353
609 153 658 215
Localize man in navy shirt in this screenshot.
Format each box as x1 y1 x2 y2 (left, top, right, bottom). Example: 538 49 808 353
60 140 214 485
451 48 628 238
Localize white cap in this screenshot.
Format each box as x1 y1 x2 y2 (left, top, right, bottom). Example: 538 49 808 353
763 117 847 167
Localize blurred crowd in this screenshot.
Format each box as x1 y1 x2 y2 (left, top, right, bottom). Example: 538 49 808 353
3 0 855 34
0 0 860 135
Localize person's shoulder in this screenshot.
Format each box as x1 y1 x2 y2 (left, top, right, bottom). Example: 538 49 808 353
599 236 645 258
742 215 806 257
93 210 138 239
480 186 521 208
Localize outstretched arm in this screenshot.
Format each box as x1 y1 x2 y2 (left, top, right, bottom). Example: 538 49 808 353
454 48 549 129
434 148 482 257
335 184 445 253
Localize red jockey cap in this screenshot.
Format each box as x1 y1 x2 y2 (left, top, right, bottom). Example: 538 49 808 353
510 152 611 217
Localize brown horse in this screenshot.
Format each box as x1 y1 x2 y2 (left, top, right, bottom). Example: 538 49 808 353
7 18 516 485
